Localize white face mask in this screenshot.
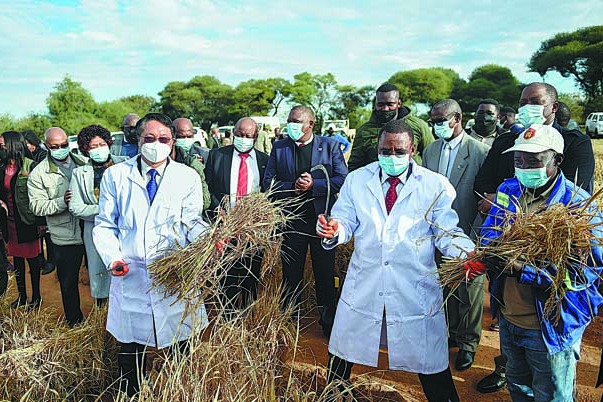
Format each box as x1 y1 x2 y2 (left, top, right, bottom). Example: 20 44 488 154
141 142 172 164
233 136 255 153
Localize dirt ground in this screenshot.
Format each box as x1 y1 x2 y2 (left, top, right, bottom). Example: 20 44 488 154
5 263 603 401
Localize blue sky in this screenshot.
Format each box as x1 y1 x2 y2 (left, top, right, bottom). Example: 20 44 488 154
1 0 602 118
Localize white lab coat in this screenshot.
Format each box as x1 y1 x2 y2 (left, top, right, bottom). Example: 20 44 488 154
325 162 475 374
93 157 209 348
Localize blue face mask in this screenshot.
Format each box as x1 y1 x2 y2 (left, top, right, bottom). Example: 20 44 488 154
518 105 545 127
175 138 195 152
287 122 304 141
515 167 550 189
233 136 255 153
50 147 70 161
378 154 410 177
433 121 454 140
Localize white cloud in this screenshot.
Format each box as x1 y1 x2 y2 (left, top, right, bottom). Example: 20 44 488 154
0 0 601 118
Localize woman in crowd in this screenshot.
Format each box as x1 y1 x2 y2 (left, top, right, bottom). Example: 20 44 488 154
69 125 125 306
0 131 43 308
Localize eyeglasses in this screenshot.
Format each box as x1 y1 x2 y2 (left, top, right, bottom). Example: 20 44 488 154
122 126 137 134
428 112 457 127
46 143 69 150
141 136 173 144
379 149 409 156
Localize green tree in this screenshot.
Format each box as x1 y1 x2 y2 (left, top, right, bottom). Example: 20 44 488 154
47 76 97 118
0 114 15 133
15 113 53 136
452 64 522 112
119 95 157 116
159 75 234 127
331 84 374 128
233 79 279 116
289 72 338 129
528 25 603 107
558 93 585 123
389 67 460 106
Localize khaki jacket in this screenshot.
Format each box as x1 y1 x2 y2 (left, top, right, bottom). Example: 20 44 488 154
28 153 87 245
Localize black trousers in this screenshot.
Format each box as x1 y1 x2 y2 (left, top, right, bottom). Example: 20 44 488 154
54 244 84 326
281 218 337 330
13 256 41 302
219 253 263 318
327 354 460 402
118 340 190 397
0 240 8 297
42 232 56 265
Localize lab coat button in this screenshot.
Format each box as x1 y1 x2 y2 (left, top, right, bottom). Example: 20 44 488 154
384 261 389 266
379 292 383 296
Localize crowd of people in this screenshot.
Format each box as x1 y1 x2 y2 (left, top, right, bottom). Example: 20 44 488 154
0 80 601 401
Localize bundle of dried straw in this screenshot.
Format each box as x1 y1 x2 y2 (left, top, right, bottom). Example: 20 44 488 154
149 189 302 308
439 190 603 322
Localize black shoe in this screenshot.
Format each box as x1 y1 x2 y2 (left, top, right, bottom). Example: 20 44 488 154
28 298 43 310
454 350 475 371
10 297 27 309
476 371 506 393
41 262 56 275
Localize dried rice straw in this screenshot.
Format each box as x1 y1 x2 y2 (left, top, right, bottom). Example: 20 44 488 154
439 187 603 323
149 188 303 310
0 306 118 401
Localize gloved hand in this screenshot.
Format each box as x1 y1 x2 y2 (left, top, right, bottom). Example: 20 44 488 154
316 214 339 239
215 238 231 255
111 260 129 276
463 260 487 280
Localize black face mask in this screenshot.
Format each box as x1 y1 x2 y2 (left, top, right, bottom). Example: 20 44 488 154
375 109 398 125
473 115 498 135
123 127 138 144
0 149 7 164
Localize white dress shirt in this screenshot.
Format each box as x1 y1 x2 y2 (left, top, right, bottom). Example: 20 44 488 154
229 149 260 207
438 131 464 178
141 157 168 187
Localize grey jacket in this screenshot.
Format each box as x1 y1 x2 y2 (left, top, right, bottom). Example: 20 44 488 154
422 132 490 238
28 153 87 245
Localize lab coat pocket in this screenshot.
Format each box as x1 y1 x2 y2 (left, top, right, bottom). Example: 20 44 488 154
340 262 358 305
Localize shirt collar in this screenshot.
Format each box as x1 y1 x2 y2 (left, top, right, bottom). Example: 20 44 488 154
237 149 256 160
295 134 314 147
443 131 464 149
380 161 414 186
140 156 168 177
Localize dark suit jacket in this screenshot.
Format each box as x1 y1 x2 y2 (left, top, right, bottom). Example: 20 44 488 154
204 145 269 218
474 122 594 195
262 135 348 216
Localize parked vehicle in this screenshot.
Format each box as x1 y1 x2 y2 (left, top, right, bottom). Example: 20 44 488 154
585 112 603 138
68 135 79 153
321 120 350 140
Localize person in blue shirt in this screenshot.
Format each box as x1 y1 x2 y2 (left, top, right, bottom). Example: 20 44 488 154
324 124 351 154
469 124 603 401
110 114 140 158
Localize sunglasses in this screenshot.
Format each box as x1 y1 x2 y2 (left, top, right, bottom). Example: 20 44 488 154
46 143 69 150
428 112 457 127
141 136 172 144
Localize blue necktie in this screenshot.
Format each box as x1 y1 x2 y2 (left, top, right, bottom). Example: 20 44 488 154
147 169 158 203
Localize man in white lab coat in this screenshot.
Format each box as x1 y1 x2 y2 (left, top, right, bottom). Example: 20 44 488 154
317 119 482 401
93 113 209 397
